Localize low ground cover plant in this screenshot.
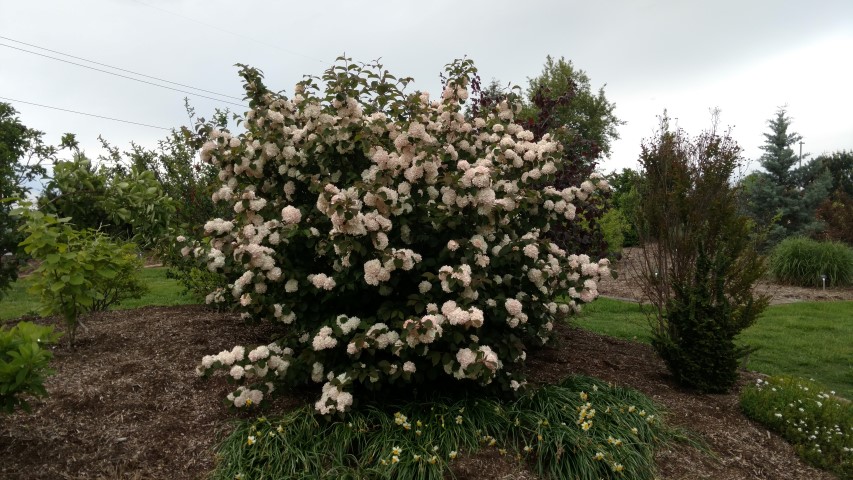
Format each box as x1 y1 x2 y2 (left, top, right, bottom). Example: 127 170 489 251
191 58 610 413
0 321 61 413
212 376 679 480
769 237 853 288
741 375 852 478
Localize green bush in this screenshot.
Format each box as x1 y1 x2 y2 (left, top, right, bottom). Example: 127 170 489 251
599 208 629 256
15 206 148 346
741 375 851 478
769 237 853 287
653 250 755 393
39 155 174 250
1 321 62 413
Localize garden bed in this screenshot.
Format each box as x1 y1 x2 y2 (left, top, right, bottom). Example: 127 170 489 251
599 247 853 304
0 305 834 479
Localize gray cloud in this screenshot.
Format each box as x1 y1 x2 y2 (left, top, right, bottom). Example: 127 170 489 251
1 0 850 174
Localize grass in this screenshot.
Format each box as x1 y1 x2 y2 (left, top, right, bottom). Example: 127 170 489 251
574 298 853 399
211 376 684 480
0 267 197 322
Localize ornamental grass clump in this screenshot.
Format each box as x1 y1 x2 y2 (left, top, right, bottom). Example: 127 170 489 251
211 376 678 480
741 376 852 478
769 237 853 288
191 58 609 413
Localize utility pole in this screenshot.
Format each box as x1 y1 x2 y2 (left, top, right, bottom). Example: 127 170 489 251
799 140 804 169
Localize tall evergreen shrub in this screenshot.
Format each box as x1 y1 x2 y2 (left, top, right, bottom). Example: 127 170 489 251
637 113 768 393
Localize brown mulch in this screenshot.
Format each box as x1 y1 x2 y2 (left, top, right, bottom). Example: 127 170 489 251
0 303 839 479
598 247 853 305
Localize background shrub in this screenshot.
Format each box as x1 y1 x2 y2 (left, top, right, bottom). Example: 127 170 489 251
599 208 628 256
769 237 853 287
0 321 61 413
816 191 853 245
39 155 174 250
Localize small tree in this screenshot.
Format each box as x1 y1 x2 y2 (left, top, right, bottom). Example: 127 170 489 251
636 112 768 393
605 168 643 248
816 191 853 244
16 206 148 346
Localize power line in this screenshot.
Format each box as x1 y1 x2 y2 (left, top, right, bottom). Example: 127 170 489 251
0 43 248 108
0 35 245 101
129 0 327 65
0 96 171 130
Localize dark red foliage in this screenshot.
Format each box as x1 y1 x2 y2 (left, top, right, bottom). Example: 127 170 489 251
468 76 610 258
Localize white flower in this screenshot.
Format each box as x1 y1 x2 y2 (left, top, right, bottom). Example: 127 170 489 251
310 273 336 290
505 298 523 317
312 327 338 351
281 205 302 224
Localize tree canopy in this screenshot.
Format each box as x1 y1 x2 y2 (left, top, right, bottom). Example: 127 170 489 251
0 102 54 296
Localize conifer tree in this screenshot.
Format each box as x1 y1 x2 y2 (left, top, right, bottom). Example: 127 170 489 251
743 108 831 245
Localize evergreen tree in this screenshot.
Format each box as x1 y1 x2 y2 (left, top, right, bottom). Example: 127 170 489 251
743 108 831 245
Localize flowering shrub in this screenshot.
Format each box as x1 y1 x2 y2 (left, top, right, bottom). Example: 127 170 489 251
193 58 608 414
741 376 851 478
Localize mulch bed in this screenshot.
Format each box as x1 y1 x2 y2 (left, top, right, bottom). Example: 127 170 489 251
0 304 836 479
599 247 853 305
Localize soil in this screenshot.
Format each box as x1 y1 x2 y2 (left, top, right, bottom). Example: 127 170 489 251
0 302 840 479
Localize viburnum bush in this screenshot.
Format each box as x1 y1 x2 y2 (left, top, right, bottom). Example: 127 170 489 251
192 58 609 415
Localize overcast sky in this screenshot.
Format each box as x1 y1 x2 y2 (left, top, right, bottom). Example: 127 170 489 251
2 0 852 177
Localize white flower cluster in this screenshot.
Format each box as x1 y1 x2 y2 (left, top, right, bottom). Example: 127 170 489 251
315 373 353 415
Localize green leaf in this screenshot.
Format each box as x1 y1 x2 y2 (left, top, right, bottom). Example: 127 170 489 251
99 268 118 279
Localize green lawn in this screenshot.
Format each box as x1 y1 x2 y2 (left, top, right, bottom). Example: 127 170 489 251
574 298 853 399
0 267 198 322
